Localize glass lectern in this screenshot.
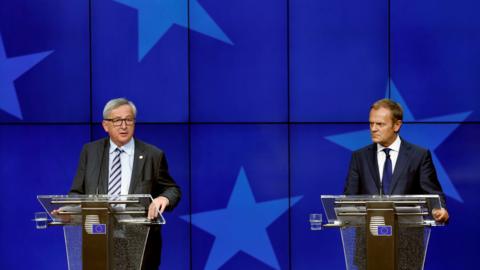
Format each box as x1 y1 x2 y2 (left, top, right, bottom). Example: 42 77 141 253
36 194 165 270
319 195 444 270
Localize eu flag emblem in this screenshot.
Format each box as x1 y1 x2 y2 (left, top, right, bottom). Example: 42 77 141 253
92 224 106 234
377 225 392 236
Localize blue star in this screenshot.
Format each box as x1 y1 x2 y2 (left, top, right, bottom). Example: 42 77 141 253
325 80 471 202
0 35 52 119
114 0 233 61
181 167 302 270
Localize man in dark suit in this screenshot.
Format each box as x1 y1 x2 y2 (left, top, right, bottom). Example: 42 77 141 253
69 97 181 269
344 98 449 222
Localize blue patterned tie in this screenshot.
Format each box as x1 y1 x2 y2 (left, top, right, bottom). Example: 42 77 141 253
382 148 392 194
108 148 123 196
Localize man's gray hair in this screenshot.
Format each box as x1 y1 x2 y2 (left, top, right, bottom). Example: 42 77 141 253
103 98 137 119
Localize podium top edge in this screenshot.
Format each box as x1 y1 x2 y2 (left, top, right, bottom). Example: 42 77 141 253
320 194 440 199
37 194 153 199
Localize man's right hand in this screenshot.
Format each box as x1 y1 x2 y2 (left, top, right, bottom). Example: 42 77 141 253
51 209 72 223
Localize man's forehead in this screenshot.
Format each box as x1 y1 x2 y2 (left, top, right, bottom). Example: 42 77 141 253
369 108 393 122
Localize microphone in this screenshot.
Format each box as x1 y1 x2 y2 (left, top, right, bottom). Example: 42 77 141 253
379 179 383 196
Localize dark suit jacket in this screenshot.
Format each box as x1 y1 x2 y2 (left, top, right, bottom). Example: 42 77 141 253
69 137 181 269
344 138 446 207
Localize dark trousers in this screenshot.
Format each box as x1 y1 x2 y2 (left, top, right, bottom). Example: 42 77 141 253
142 226 162 270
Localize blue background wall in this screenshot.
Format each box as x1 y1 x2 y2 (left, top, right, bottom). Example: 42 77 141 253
0 0 479 269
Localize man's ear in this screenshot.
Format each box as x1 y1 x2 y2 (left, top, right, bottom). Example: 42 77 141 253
394 120 402 133
102 121 109 132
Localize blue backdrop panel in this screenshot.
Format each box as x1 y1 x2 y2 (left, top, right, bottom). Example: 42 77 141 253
0 125 89 269
290 0 388 122
1 0 480 269
190 124 291 270
292 123 480 270
91 0 188 122
422 123 480 270
391 0 480 121
92 124 190 269
290 124 361 269
190 0 288 122
0 0 90 122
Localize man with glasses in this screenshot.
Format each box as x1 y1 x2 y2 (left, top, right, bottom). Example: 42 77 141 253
69 97 181 269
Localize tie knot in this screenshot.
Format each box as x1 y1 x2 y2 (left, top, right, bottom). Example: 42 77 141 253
115 148 123 153
383 148 391 157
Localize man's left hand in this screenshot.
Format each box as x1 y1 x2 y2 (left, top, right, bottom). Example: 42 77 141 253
148 196 170 220
432 208 449 223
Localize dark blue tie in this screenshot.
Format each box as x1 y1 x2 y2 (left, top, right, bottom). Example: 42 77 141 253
108 148 123 196
382 148 392 194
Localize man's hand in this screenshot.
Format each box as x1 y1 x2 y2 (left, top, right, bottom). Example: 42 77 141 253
432 208 449 223
148 196 170 220
51 209 72 223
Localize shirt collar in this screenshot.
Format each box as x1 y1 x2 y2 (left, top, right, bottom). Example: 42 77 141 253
109 138 135 156
377 135 401 153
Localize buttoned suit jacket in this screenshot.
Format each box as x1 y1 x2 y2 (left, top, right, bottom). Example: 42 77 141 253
344 138 446 207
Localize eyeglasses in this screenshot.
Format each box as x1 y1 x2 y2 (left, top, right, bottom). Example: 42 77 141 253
104 118 135 127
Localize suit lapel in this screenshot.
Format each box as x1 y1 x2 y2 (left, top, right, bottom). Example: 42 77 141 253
389 140 410 194
367 144 381 192
128 139 146 194
98 139 110 194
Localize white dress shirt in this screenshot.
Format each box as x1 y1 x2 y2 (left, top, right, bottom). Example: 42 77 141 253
377 135 401 182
